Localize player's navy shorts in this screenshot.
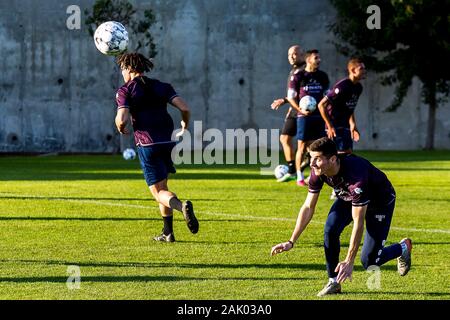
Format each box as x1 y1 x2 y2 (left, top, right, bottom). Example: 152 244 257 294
332 127 353 151
137 143 176 186
281 116 297 136
296 115 326 141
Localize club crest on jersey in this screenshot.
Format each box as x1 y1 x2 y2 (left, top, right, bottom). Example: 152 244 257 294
334 88 340 94
354 188 363 195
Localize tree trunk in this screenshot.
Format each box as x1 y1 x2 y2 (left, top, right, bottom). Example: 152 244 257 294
425 90 437 150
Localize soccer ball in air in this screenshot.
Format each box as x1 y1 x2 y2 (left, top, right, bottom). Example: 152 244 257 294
122 148 136 161
274 165 289 179
94 21 129 56
299 95 317 113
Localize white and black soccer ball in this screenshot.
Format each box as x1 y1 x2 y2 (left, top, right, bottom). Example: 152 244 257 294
299 95 317 113
122 148 136 161
274 164 289 179
94 21 129 56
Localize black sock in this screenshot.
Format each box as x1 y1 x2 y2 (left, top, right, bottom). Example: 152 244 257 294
287 160 296 174
163 215 173 235
169 197 183 212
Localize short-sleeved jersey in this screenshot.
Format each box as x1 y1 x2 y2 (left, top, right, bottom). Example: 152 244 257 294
308 154 395 208
116 76 178 146
325 78 363 128
287 69 330 117
285 63 306 118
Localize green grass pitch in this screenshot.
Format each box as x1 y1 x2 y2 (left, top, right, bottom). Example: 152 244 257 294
0 151 449 300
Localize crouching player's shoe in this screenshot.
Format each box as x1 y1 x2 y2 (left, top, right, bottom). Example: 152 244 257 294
296 179 306 187
182 201 199 234
153 231 175 243
397 238 412 276
317 280 342 297
277 173 296 182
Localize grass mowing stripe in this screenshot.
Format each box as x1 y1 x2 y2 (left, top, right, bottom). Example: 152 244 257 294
1 192 449 234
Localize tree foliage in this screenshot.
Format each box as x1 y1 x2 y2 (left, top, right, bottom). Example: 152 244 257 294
85 0 157 58
329 0 450 148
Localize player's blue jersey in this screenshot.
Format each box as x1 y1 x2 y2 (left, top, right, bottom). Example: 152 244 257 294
325 78 363 128
116 76 178 146
287 69 330 117
308 154 395 208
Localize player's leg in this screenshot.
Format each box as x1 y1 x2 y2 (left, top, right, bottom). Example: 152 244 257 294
278 117 297 182
334 127 353 155
318 199 353 296
137 144 199 238
160 143 199 234
360 199 411 276
295 117 308 186
295 139 307 186
149 179 176 242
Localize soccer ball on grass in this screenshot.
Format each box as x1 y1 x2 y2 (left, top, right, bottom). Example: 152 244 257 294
274 165 289 179
122 148 136 161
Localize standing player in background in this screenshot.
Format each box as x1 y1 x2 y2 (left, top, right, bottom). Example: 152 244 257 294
318 58 366 198
271 45 306 182
318 58 366 154
286 49 329 186
115 52 199 243
271 138 412 297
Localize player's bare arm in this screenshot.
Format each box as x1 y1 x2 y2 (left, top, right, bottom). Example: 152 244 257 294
286 97 310 116
335 205 367 283
171 96 191 133
271 192 320 256
318 97 335 138
349 113 360 142
115 107 130 135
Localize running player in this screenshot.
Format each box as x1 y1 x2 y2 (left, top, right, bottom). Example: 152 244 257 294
115 52 199 243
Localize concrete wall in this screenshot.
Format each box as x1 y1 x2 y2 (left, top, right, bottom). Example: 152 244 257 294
0 0 449 152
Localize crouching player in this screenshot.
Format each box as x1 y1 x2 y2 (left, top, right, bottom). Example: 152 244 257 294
271 137 412 296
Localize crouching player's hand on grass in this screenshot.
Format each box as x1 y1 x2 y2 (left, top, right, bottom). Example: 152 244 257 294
271 241 294 256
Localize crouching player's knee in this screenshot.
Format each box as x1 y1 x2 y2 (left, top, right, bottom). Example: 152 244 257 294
360 251 378 270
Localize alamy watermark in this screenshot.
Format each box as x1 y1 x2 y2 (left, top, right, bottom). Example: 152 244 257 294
171 121 280 174
66 5 81 30
66 265 81 290
367 5 381 30
366 265 381 290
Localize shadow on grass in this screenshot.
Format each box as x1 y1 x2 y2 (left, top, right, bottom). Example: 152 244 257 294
0 195 279 203
0 275 310 283
0 216 251 223
1 259 327 271
0 195 152 202
342 291 450 298
0 172 269 182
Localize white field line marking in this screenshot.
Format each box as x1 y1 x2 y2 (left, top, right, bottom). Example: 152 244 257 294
1 192 450 234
